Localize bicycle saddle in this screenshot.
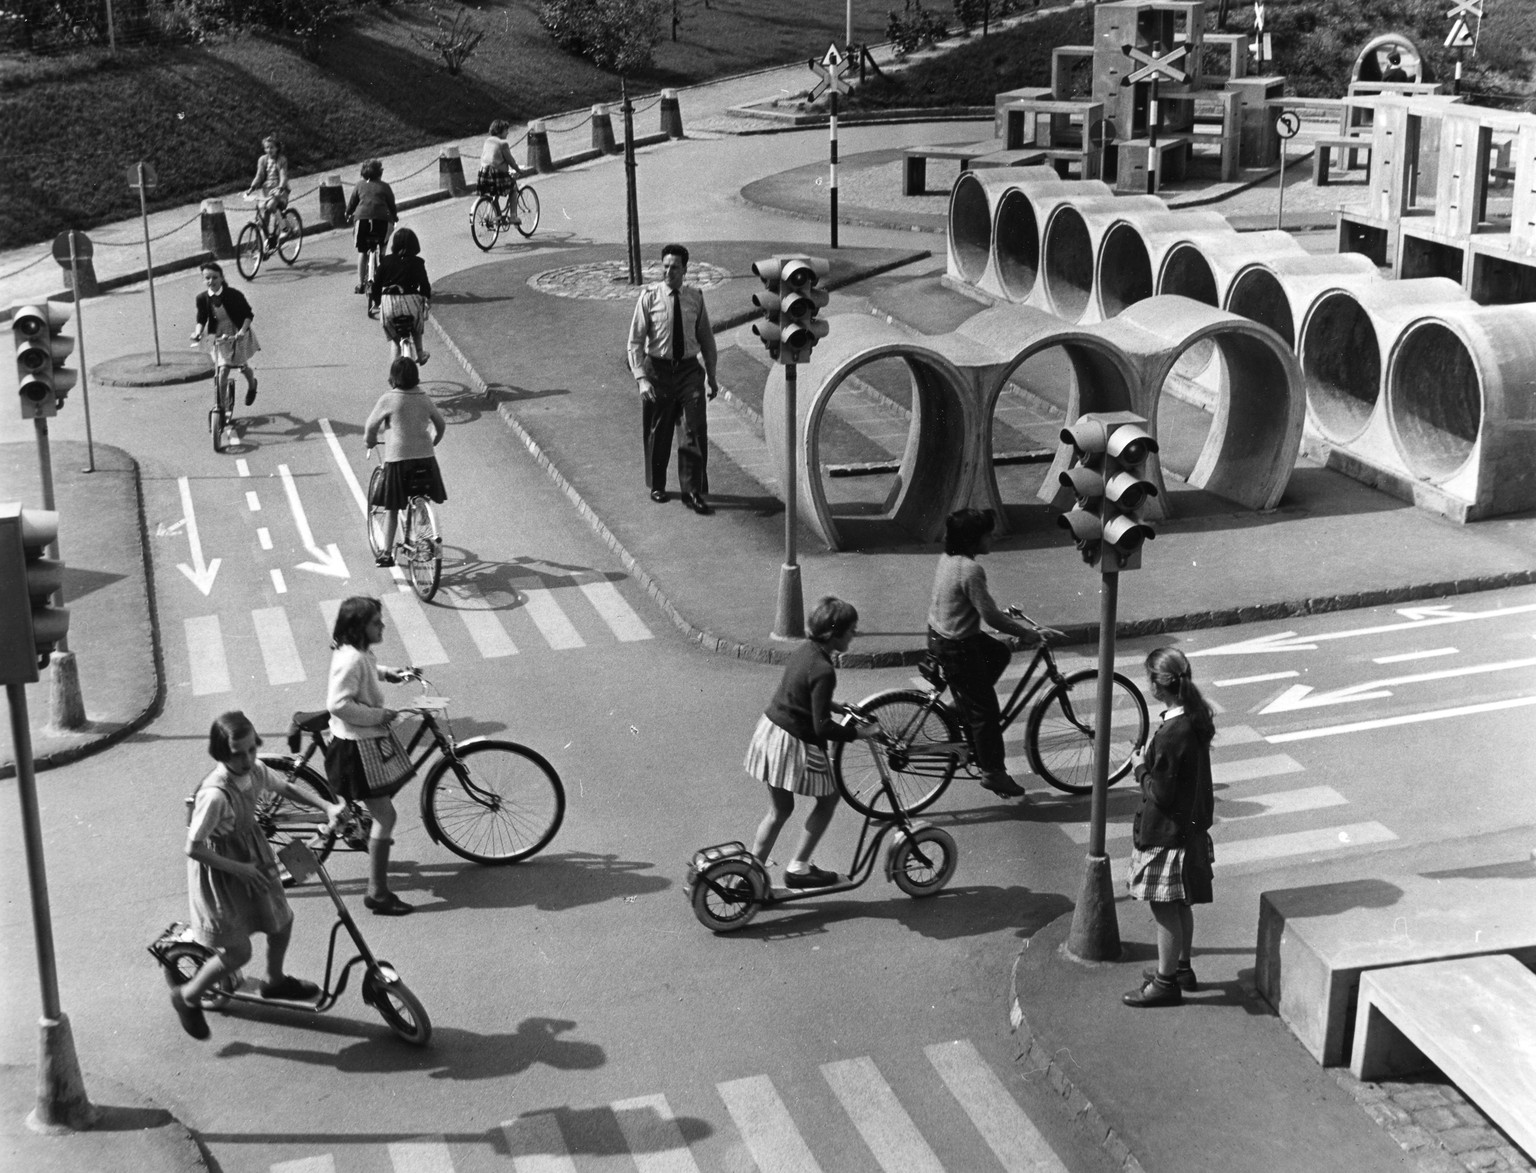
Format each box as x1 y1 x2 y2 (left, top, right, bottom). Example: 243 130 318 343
287 709 330 753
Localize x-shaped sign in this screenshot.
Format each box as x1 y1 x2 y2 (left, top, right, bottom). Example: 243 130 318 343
1123 42 1188 85
807 45 851 102
1446 0 1482 19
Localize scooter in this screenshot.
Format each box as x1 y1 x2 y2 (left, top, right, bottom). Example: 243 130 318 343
149 840 431 1045
686 728 960 933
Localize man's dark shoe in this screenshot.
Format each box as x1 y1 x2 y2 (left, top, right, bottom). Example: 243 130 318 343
1142 965 1198 992
783 865 839 889
170 988 210 1040
1123 976 1183 1007
260 975 320 1001
649 489 669 503
683 492 713 516
980 773 1028 798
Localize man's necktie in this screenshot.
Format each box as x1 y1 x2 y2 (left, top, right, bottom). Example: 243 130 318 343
670 289 684 362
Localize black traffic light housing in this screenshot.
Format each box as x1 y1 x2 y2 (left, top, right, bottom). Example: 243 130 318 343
1057 412 1158 573
0 502 68 682
751 255 830 365
11 301 76 419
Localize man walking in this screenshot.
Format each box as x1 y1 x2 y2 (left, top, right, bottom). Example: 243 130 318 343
626 243 720 516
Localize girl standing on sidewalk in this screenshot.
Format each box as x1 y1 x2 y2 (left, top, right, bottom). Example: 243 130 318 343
1123 647 1216 1008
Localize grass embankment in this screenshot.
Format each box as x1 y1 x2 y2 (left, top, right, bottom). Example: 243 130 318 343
0 0 900 250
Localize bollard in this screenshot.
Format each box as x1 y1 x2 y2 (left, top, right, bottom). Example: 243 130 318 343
46 650 86 733
438 147 467 197
660 89 684 139
526 119 555 174
199 198 235 260
318 174 346 227
61 257 100 299
591 104 618 155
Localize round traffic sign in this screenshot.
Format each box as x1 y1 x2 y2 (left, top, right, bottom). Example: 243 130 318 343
1088 118 1116 148
1275 110 1302 140
51 230 93 264
127 161 158 189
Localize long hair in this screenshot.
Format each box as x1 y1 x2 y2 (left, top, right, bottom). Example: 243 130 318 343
1145 647 1214 743
332 596 382 650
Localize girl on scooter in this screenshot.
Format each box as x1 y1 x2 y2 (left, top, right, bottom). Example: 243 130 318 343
744 596 877 889
170 711 346 1040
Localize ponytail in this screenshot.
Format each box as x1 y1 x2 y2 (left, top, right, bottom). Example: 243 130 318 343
1145 647 1214 744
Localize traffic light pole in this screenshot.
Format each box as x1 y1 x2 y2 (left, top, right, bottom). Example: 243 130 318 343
7 683 96 1131
1066 570 1124 962
773 363 805 639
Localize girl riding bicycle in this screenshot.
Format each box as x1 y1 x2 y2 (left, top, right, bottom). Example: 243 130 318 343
345 158 398 299
190 262 260 407
246 134 290 242
364 357 446 569
369 227 432 365
478 119 524 225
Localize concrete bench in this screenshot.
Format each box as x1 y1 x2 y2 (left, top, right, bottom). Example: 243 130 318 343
1255 872 1536 1066
1315 135 1372 186
902 144 1048 195
1352 954 1536 1155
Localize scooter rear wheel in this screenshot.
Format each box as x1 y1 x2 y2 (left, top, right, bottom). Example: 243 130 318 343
362 968 432 1045
158 941 235 1009
691 858 761 932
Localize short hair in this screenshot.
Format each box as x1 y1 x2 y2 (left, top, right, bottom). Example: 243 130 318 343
332 596 383 650
389 356 420 389
360 158 383 181
263 134 282 151
208 711 257 761
200 261 224 279
489 119 511 137
389 226 420 257
660 243 689 267
807 596 858 644
944 508 995 556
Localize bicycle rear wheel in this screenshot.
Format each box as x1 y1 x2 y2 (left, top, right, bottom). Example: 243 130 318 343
256 756 339 881
470 197 501 251
515 187 540 237
421 740 565 864
404 498 441 602
1025 669 1149 795
366 466 390 563
832 689 964 818
277 209 303 264
235 223 263 280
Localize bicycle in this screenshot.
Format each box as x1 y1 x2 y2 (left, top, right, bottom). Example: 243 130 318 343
376 284 429 363
362 236 384 318
470 172 539 251
832 607 1150 814
365 448 442 601
191 333 240 453
235 191 303 281
256 671 566 874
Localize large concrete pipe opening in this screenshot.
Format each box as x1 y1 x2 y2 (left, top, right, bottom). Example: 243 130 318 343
1042 207 1095 322
1301 292 1381 444
994 189 1041 302
1097 222 1154 319
1387 321 1481 483
1159 243 1219 307
812 352 969 547
1226 266 1294 348
949 173 993 287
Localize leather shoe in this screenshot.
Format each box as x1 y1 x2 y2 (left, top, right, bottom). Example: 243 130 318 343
1142 965 1198 992
783 864 839 889
170 988 210 1040
980 773 1028 798
363 892 413 916
1123 976 1183 1007
244 376 258 406
649 489 669 503
260 974 320 1001
682 492 713 516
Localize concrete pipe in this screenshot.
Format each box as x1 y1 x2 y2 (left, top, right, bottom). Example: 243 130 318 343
1100 210 1233 321
1157 229 1305 311
947 166 1062 294
991 171 1071 303
1299 277 1465 448
1225 253 1381 351
1039 194 1167 324
1385 303 1536 517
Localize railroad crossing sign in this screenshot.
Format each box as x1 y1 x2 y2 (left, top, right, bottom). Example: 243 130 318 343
1446 0 1482 19
807 43 851 102
1445 16 1474 46
1122 42 1188 86
1253 1 1264 31
1275 110 1301 140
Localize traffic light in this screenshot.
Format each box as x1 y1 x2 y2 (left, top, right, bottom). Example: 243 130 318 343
0 503 68 684
1057 412 1158 572
751 255 830 365
12 301 76 419
1057 417 1107 566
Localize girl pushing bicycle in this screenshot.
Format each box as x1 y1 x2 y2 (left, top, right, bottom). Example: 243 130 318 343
190 262 260 407
364 357 446 569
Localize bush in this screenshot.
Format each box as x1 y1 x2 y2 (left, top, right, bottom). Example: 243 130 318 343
951 0 986 33
885 0 947 59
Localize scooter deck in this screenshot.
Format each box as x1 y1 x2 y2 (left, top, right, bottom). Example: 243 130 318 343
226 975 325 1009
764 875 857 901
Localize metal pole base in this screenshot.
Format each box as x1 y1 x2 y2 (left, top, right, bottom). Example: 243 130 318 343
26 1013 97 1134
46 651 87 733
1065 853 1123 963
771 563 805 641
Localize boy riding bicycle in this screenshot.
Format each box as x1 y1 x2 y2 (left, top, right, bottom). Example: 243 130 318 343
246 134 290 243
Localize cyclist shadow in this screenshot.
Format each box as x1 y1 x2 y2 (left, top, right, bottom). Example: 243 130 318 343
729 885 1073 942
432 554 630 611
424 378 496 425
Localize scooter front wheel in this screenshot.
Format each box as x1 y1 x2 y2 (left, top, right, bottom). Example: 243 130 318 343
889 825 958 898
691 858 762 932
158 941 235 1009
362 967 432 1045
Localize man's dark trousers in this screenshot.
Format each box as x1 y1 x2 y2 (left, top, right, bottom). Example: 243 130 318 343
643 357 708 495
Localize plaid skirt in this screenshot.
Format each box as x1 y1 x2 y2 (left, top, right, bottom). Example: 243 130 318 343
743 715 836 797
1128 833 1214 904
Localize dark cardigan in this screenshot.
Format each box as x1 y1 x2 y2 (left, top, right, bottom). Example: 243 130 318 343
194 287 253 333
763 640 858 750
1132 713 1214 849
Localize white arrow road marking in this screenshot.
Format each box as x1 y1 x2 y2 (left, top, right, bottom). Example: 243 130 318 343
319 417 408 589
174 476 221 595
1260 653 1536 714
278 464 350 579
1267 694 1536 743
1190 600 1536 657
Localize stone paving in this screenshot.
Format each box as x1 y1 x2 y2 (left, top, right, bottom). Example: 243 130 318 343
1334 1070 1535 1173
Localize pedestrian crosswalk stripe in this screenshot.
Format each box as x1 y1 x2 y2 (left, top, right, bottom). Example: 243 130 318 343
271 568 287 594
387 1136 455 1173
501 1110 577 1173
924 1039 1069 1173
1215 724 1263 746
611 1093 702 1173
450 592 520 658
253 606 305 685
511 575 586 650
821 1056 945 1173
186 616 231 695
717 1074 825 1173
271 1156 334 1173
578 576 653 642
1213 753 1303 785
1061 784 1351 843
381 591 451 665
1220 820 1396 866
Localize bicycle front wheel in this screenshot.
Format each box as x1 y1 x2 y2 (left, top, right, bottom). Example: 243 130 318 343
277 209 303 264
256 756 339 880
422 740 565 864
1025 669 1149 795
515 186 540 237
404 498 441 602
366 467 390 563
832 689 964 818
235 223 263 280
470 197 501 251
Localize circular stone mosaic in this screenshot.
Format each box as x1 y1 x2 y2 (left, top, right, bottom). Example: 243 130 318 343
528 259 732 300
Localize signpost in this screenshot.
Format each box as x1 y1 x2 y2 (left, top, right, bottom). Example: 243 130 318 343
808 45 853 249
1274 110 1301 230
1445 0 1482 93
128 162 163 364
49 231 97 472
1121 42 1188 194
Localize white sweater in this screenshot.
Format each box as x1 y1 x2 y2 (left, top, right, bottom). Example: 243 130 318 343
327 645 391 741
